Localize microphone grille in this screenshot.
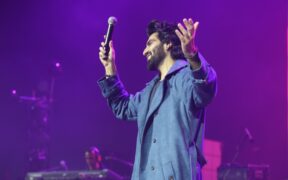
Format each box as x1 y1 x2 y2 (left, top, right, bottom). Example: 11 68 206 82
108 16 118 25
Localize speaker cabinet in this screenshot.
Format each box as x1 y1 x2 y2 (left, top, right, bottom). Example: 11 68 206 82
218 164 269 180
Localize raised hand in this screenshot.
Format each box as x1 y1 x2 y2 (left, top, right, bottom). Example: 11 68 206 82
99 38 117 76
175 18 199 59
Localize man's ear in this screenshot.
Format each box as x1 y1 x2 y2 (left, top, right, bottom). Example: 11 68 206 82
164 42 172 51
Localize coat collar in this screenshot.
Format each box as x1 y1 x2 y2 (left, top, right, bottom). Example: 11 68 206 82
166 59 188 76
146 59 188 86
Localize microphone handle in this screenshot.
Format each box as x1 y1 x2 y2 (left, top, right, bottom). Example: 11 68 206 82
104 24 114 57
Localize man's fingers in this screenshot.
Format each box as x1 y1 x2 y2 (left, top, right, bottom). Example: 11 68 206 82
99 52 108 60
177 23 189 38
188 18 194 25
109 40 113 49
99 51 105 59
99 50 106 57
99 43 108 60
175 29 185 42
99 46 105 53
183 18 193 31
184 18 199 37
194 22 199 32
190 21 199 38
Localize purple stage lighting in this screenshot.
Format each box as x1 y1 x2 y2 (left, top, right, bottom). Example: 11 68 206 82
11 89 17 96
55 62 61 68
53 62 63 73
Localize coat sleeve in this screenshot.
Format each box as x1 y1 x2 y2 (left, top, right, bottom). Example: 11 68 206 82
184 53 217 108
97 75 140 120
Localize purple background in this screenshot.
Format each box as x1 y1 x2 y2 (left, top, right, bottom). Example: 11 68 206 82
0 0 287 179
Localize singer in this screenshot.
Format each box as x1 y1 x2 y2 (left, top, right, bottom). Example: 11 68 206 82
98 18 217 180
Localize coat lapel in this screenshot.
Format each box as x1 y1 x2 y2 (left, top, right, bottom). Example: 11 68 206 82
139 60 189 144
138 76 159 144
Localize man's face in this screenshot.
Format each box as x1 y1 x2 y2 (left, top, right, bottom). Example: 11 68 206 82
143 32 167 71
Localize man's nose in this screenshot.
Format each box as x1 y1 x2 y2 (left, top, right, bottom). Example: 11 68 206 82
143 47 148 56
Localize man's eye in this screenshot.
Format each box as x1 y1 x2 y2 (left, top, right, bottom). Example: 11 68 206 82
147 40 154 46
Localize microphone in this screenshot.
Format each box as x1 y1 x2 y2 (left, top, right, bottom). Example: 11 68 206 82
244 128 254 142
104 16 118 58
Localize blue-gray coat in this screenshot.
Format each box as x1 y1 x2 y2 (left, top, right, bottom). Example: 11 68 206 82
98 54 217 180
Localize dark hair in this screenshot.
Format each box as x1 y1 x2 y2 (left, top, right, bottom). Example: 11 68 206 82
147 20 185 60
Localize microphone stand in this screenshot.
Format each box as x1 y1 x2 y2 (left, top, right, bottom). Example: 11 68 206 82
104 155 133 180
221 129 252 180
29 82 53 172
105 156 133 168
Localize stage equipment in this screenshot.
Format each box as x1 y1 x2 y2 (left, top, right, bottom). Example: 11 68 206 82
12 62 62 172
220 128 255 179
218 164 270 180
26 169 124 180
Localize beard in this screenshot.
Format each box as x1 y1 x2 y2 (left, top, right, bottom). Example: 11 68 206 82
147 44 166 71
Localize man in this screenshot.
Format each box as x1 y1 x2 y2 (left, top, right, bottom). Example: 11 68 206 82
98 18 217 180
85 147 103 170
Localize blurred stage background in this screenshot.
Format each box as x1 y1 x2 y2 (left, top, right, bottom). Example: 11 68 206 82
0 0 287 179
